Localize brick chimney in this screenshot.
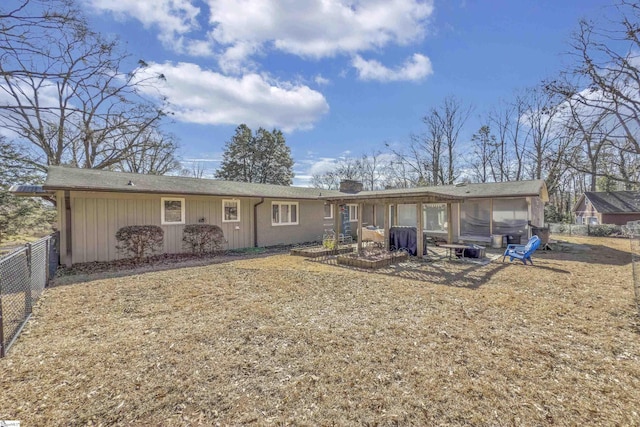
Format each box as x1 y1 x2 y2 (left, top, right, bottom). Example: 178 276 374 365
339 179 363 193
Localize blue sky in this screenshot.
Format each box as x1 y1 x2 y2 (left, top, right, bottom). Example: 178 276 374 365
81 0 612 185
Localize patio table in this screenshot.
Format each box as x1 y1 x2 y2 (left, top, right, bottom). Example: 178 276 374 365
440 244 485 260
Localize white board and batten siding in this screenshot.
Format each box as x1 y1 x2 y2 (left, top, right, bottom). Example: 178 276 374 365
60 191 256 264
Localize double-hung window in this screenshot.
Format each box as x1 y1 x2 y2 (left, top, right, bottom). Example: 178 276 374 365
223 199 240 222
324 203 334 220
161 198 185 225
347 204 358 222
272 201 299 226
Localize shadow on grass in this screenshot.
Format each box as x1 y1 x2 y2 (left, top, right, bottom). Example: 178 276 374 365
546 244 631 266
48 239 627 289
305 244 581 289
305 255 512 290
49 248 290 287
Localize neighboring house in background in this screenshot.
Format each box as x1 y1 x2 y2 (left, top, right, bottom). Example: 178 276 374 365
573 191 640 226
16 167 548 266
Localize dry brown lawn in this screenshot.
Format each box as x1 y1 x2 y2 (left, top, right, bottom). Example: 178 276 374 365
1 236 639 426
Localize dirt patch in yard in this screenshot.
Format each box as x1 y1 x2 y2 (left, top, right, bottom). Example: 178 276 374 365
1 236 639 425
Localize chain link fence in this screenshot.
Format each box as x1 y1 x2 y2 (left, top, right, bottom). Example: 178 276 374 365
629 221 640 316
0 232 59 357
547 222 624 237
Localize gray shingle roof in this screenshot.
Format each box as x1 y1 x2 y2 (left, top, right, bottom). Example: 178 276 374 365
43 166 343 200
584 191 640 214
43 166 548 202
323 180 548 201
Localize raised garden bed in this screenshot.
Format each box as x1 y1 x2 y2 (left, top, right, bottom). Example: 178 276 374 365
337 250 408 269
290 246 354 258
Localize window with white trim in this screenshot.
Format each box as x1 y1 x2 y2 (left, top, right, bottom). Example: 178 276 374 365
272 201 299 225
347 204 358 221
222 199 240 222
161 197 185 225
324 203 334 219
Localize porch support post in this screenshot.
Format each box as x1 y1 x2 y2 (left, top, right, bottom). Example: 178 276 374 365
392 204 398 226
489 198 494 235
357 202 364 253
372 204 377 227
333 202 340 247
416 202 424 258
447 203 453 244
384 203 390 251
527 197 533 238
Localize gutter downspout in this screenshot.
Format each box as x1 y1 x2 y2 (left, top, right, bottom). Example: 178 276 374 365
253 198 265 247
64 190 72 267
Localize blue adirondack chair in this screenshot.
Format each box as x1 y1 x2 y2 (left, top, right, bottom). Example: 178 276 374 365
502 235 541 265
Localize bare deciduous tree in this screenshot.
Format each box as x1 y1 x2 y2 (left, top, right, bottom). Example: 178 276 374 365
550 1 640 154
0 0 175 174
488 94 528 181
114 130 182 175
357 150 385 191
469 125 496 183
310 157 363 190
436 96 473 184
388 96 472 187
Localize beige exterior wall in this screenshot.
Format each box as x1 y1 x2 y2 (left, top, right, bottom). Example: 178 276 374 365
256 199 326 246
361 203 384 227
61 191 258 265
56 189 547 265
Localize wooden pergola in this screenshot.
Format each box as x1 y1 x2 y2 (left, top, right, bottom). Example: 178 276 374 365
323 191 464 258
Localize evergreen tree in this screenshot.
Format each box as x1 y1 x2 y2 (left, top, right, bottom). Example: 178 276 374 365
215 125 294 185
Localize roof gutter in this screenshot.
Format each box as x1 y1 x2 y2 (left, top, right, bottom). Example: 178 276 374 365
41 185 322 201
253 197 265 247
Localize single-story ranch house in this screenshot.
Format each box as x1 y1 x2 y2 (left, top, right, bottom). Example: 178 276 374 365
31 167 548 266
573 191 640 225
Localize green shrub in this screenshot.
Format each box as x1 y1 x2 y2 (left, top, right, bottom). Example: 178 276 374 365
589 224 619 237
115 225 164 260
322 238 336 250
182 224 226 254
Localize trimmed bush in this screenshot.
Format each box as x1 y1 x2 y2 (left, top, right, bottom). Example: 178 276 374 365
182 224 226 254
115 225 164 260
589 224 620 237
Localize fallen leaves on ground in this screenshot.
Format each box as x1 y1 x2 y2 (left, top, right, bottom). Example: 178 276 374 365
1 236 639 426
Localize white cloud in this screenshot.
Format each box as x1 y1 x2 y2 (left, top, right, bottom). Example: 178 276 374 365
207 0 433 60
307 157 339 175
86 0 435 71
217 41 262 74
86 0 200 46
351 53 433 82
135 62 329 132
314 74 331 86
